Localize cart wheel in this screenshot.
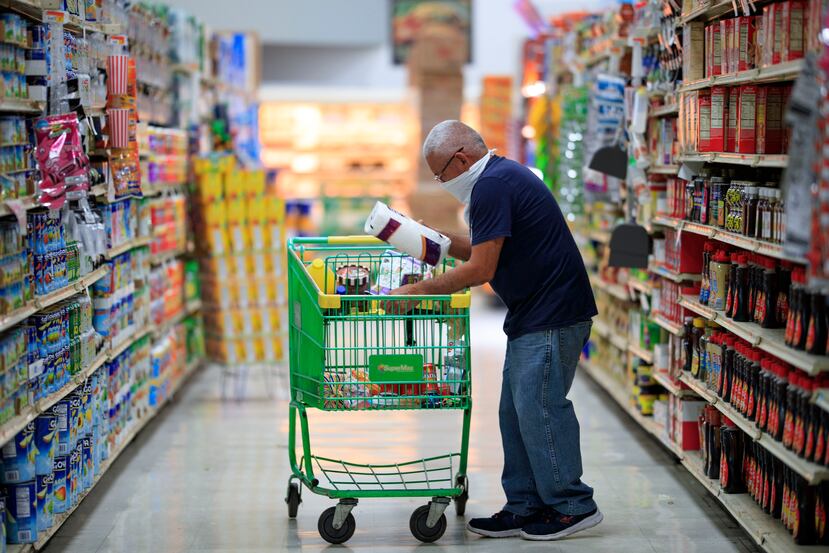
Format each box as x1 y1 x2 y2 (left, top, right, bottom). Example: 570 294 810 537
285 483 301 518
454 476 469 516
318 506 356 544
410 504 447 543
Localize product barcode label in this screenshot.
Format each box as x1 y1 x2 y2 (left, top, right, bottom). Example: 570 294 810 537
17 530 32 542
4 470 19 481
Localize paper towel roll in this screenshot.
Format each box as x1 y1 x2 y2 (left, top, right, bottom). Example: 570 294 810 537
364 201 451 266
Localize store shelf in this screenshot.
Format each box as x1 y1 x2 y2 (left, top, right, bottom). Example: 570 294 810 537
652 370 698 399
581 359 683 458
592 319 629 352
652 314 685 337
150 247 189 266
0 98 45 114
678 295 829 375
650 102 679 117
0 347 107 450
680 0 740 24
679 60 804 93
10 357 204 553
152 299 202 339
629 344 654 364
590 274 631 302
109 324 153 360
679 372 829 484
649 263 702 283
649 216 807 264
648 165 680 175
0 266 109 334
626 279 653 296
678 152 789 168
104 236 152 259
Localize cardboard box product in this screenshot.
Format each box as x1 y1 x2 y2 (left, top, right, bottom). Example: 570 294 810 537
710 87 728 152
736 16 757 71
706 24 722 77
725 87 739 152
758 86 784 154
782 0 805 62
772 3 784 65
736 85 758 154
684 22 706 82
698 90 712 152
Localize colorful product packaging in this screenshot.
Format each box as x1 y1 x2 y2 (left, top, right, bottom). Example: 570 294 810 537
782 0 805 62
736 86 757 154
3 480 36 543
51 456 67 514
33 414 56 476
35 472 52 532
0 423 35 484
736 16 757 72
710 87 728 152
757 86 785 154
725 88 739 152
698 90 712 152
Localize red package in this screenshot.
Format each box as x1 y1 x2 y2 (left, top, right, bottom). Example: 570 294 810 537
771 3 784 65
34 113 90 210
737 16 757 71
782 0 805 62
710 87 728 152
726 87 739 152
757 86 785 154
736 86 758 154
698 90 712 152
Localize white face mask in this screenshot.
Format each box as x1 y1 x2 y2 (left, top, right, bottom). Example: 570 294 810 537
441 149 494 225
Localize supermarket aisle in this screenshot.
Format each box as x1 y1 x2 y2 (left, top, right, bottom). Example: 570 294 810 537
45 300 759 553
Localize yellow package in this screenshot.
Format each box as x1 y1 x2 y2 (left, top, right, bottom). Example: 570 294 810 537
199 200 227 228
206 226 230 256
248 253 270 277
249 224 267 252
250 278 277 305
196 172 223 201
246 196 265 224
201 256 233 280
225 198 247 226
228 225 251 254
224 170 245 198
247 169 266 197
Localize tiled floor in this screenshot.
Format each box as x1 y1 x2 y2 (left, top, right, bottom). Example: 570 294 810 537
45 301 759 553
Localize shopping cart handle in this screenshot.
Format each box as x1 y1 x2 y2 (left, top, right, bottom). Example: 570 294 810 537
291 236 384 246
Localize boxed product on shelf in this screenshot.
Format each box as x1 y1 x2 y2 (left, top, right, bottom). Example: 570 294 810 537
668 395 705 451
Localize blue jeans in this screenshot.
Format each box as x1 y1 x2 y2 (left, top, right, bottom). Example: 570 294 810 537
499 321 596 517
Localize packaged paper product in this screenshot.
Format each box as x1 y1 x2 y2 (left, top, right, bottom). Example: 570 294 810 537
364 202 450 266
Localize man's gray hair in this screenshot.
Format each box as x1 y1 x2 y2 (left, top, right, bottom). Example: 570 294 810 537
422 120 487 159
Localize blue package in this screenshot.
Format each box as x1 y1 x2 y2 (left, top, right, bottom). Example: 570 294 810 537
80 437 92 492
53 401 71 457
1 423 35 484
33 414 56 476
68 393 82 449
4 481 36 544
35 472 52 532
51 456 67 515
69 445 81 507
0 494 6 553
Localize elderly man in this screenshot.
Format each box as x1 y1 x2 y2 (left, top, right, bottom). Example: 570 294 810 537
391 121 601 541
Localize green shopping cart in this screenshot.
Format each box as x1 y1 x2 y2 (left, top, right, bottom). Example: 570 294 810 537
286 235 472 544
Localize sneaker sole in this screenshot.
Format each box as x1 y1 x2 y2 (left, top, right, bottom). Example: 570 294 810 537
465 522 522 538
520 511 604 541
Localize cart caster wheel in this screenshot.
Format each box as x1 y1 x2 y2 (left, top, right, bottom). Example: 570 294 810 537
285 483 301 518
318 506 356 544
454 476 469 516
410 504 447 543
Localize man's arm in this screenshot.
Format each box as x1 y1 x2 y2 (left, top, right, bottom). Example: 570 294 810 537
394 237 503 297
440 229 472 262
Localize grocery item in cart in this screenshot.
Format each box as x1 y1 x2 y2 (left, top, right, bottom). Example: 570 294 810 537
364 202 451 267
373 253 433 294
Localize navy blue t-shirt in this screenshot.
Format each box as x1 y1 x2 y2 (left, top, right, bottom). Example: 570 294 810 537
470 156 598 338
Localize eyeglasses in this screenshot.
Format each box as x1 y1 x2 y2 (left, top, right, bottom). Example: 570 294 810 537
434 147 464 182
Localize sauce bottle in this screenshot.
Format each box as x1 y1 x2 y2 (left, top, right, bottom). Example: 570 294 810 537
757 359 772 432
759 258 778 328
806 289 827 355
777 262 792 331
783 372 798 450
747 348 761 422
700 242 716 305
725 252 740 318
771 364 790 442
706 407 722 479
733 255 751 322
814 407 827 466
795 285 813 351
682 317 694 371
792 473 817 545
743 186 759 236
690 318 706 379
793 374 808 457
720 418 745 493
721 336 737 403
709 250 731 311
786 268 802 346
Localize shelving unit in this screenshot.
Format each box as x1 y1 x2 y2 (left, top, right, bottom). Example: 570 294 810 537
678 295 829 375
651 314 684 337
677 152 789 168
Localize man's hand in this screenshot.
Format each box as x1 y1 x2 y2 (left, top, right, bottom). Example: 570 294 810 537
383 284 421 314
